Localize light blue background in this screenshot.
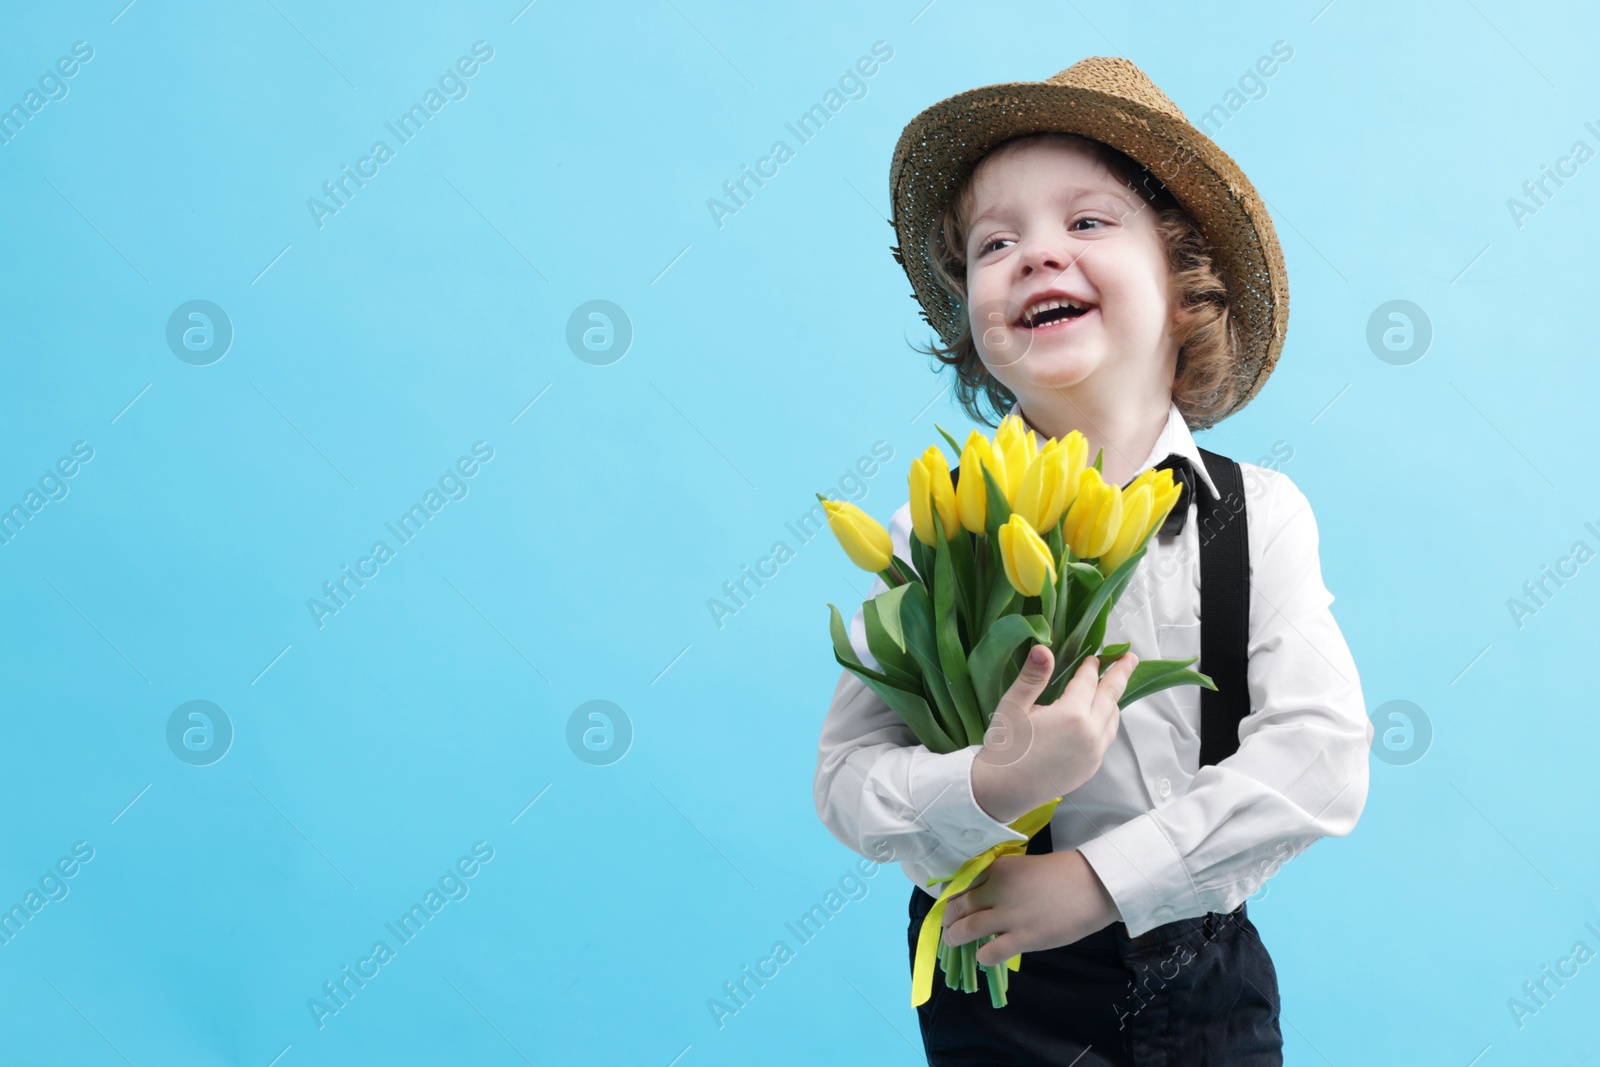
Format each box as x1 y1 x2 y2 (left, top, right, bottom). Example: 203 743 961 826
2 1 1597 1064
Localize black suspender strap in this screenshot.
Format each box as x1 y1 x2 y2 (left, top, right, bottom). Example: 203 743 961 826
1194 448 1252 767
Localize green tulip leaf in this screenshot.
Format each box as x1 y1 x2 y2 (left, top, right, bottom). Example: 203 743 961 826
1056 561 1103 643
872 583 912 652
896 581 966 743
1119 658 1217 708
828 602 865 669
935 531 985 745
1078 600 1115 675
1038 570 1058 639
1095 642 1133 675
1037 547 1150 704
968 613 1052 713
980 461 1012 544
827 603 920 693
971 527 992 644
863 597 922 689
1052 546 1147 679
909 534 932 593
938 518 979 635
978 570 1022 643
831 652 959 753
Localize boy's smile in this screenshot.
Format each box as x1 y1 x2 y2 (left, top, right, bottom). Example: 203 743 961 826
960 134 1180 449
1016 290 1096 333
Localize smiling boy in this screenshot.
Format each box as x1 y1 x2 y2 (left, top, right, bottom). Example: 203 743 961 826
815 57 1371 1065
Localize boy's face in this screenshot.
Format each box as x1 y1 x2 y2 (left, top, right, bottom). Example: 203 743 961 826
961 135 1178 413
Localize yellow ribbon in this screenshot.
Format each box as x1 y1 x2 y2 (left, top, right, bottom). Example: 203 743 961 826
910 796 1062 1008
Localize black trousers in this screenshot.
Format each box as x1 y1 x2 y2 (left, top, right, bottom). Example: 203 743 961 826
907 884 1283 1066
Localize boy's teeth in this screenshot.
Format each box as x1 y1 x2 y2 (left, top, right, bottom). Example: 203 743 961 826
1024 299 1089 327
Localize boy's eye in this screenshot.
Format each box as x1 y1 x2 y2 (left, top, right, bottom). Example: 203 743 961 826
976 217 1110 256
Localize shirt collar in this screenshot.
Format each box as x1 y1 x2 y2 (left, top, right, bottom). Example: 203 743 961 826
1004 399 1220 501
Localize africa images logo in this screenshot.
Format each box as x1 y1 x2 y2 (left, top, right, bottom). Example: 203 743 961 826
305 41 495 230
307 841 495 1029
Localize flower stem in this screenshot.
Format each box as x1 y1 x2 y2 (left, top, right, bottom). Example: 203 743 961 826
977 934 1009 1007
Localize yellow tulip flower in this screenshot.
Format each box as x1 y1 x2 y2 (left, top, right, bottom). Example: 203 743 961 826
909 446 960 547
1058 430 1090 489
1120 467 1186 544
1012 431 1088 534
957 432 1005 533
997 513 1057 597
1010 440 1069 533
1100 484 1154 574
992 415 1038 502
819 497 893 572
1121 467 1161 497
1140 470 1183 543
1062 467 1122 559
1147 479 1183 540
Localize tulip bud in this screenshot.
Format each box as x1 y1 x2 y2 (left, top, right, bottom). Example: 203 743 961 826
957 432 1004 533
1062 467 1122 559
1122 467 1161 497
819 496 893 572
909 446 960 547
1012 431 1089 534
997 513 1057 597
1100 484 1154 574
1012 442 1068 534
992 415 1038 503
1144 476 1184 542
1058 430 1089 501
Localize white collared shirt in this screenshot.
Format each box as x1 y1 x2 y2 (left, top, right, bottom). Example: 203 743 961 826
813 400 1372 937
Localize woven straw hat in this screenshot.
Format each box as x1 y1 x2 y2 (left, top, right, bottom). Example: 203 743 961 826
888 56 1289 424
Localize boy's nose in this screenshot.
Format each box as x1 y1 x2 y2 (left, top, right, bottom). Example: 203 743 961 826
1019 239 1075 276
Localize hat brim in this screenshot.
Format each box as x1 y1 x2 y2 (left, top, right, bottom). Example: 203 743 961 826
889 74 1289 426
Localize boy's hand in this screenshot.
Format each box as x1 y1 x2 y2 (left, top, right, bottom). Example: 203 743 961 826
970 645 1137 823
940 849 1120 966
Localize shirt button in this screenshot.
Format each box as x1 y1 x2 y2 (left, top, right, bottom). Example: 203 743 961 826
1153 905 1174 920
962 828 982 842
1158 778 1171 799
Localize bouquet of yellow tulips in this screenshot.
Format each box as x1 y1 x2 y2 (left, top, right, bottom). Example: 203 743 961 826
818 414 1216 1009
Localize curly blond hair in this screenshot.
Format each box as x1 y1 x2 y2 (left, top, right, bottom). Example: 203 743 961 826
913 132 1247 431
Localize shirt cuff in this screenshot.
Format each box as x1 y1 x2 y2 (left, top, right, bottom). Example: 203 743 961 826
1077 812 1204 937
911 745 1029 883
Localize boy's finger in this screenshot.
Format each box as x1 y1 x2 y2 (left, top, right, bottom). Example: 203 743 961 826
1059 655 1100 701
1099 653 1139 696
997 643 1054 717
945 900 1000 947
944 885 980 924
1099 701 1122 749
976 931 1020 969
1088 655 1137 723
